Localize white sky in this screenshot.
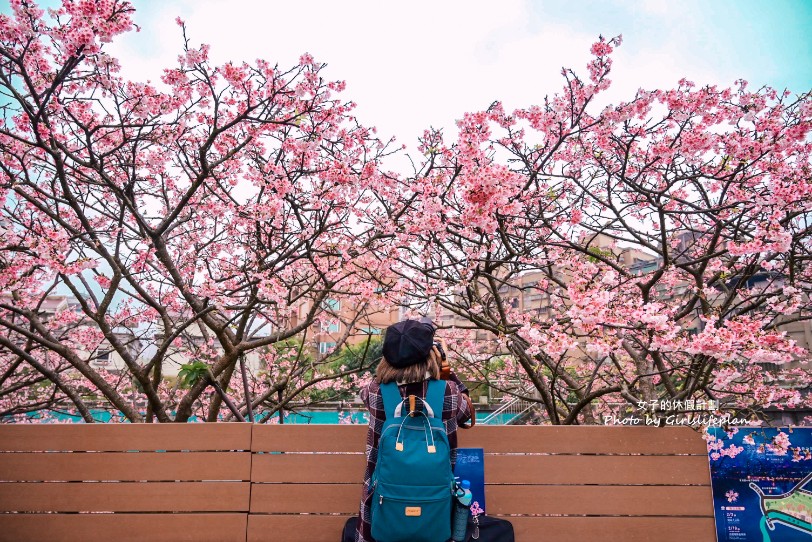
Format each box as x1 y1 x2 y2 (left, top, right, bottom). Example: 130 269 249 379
108 0 812 158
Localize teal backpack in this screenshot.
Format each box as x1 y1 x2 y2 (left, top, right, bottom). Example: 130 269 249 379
370 379 454 542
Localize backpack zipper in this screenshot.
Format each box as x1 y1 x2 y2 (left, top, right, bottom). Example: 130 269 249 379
375 488 451 505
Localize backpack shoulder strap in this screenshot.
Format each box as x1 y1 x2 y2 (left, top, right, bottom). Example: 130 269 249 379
425 379 446 419
380 381 403 419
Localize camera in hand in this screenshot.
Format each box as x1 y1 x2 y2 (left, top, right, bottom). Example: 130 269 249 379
434 341 451 380
433 341 446 361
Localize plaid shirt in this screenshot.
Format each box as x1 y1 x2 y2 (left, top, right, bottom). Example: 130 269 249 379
355 376 472 542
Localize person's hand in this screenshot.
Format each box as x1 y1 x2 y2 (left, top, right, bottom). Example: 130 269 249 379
432 344 451 379
459 393 475 428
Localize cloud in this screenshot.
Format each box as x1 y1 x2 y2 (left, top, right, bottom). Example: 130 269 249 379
105 0 807 157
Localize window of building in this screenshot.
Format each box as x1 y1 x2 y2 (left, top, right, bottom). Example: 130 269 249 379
760 362 780 373
524 293 542 305
95 350 110 366
322 299 341 311
320 298 341 333
319 342 337 355
325 320 340 333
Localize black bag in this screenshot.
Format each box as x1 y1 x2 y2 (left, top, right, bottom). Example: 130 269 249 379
465 514 514 542
342 516 358 542
341 515 514 542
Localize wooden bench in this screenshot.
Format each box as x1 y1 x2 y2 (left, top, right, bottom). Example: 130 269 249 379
0 424 716 542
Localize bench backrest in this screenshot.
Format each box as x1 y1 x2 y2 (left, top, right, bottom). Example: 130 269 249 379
248 425 716 542
0 424 252 542
0 424 715 542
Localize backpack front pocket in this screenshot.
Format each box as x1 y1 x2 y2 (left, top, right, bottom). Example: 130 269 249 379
371 481 452 542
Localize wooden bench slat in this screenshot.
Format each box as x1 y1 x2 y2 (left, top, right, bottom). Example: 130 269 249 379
251 483 361 514
247 514 350 542
0 481 250 512
249 483 713 516
250 453 710 485
484 485 714 516
487 454 712 485
0 423 252 452
0 452 251 481
252 424 366 452
507 516 717 542
246 515 717 542
0 513 248 542
251 453 365 483
458 425 709 454
251 425 708 454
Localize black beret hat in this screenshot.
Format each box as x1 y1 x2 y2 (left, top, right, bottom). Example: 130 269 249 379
382 319 435 368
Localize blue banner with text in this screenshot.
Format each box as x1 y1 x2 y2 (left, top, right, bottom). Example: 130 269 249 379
707 427 811 542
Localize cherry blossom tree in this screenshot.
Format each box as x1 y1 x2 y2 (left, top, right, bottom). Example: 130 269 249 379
1 2 809 432
391 36 812 426
0 0 395 422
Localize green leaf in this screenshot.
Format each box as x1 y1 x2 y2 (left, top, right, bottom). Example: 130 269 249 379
177 361 209 389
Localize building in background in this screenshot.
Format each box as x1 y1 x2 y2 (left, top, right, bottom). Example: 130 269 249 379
290 294 401 357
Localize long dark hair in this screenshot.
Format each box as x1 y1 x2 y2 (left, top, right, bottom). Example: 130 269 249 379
375 347 441 384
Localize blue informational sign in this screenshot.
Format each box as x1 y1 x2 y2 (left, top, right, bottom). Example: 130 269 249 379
707 427 812 542
454 448 486 513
